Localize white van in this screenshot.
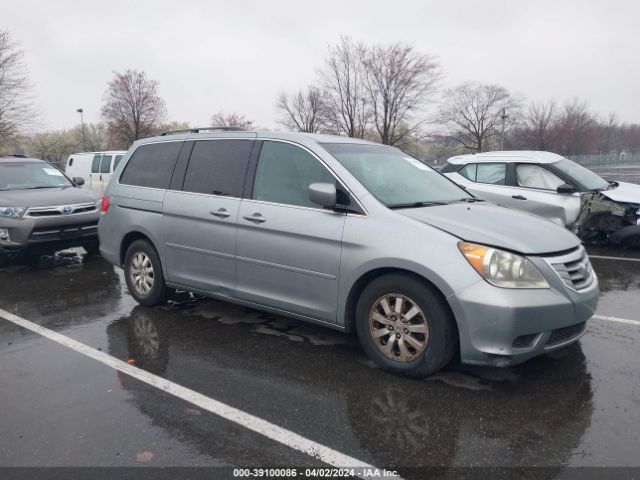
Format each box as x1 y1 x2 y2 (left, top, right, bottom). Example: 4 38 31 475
65 151 126 193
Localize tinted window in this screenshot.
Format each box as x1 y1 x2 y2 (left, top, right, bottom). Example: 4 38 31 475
120 142 183 189
459 163 477 181
100 155 112 174
114 155 123 169
253 141 335 208
91 155 101 173
183 140 253 197
476 163 506 185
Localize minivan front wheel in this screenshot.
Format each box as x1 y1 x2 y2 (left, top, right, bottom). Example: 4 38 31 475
124 240 168 307
356 274 457 378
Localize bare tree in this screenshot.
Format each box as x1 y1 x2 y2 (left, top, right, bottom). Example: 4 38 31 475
521 100 558 151
101 70 166 148
438 82 520 152
363 43 441 146
210 111 254 129
597 112 618 154
276 86 328 133
621 124 640 154
320 36 369 138
0 31 34 146
554 98 597 155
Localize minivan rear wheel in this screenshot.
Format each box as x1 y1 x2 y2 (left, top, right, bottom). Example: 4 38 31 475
356 274 457 378
124 240 169 307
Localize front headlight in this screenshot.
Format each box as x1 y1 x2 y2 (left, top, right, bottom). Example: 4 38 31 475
458 242 549 289
0 207 27 218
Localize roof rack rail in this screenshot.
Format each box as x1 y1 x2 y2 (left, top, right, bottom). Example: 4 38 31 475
159 126 248 136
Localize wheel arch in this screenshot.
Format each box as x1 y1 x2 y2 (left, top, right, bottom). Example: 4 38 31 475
343 267 459 344
119 231 160 267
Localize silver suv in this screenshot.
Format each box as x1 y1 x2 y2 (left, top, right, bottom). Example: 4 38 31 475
0 155 101 263
98 129 599 377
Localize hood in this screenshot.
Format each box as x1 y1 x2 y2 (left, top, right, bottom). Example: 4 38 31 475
398 202 581 255
0 187 100 208
601 181 640 204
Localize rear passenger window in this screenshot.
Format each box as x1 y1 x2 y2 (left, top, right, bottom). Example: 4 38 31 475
100 155 112 173
114 155 123 170
476 163 506 185
120 142 183 189
91 155 101 173
252 141 335 208
182 140 253 197
458 163 477 181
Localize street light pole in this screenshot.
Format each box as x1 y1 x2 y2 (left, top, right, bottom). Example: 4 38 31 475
500 108 508 150
76 108 86 151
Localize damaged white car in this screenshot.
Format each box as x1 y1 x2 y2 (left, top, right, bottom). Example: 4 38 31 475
441 151 640 247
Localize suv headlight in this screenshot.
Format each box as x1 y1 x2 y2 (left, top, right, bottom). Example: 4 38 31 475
0 207 27 218
458 242 549 289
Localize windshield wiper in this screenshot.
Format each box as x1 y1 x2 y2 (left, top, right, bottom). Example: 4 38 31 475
387 201 447 210
21 186 59 190
452 197 484 203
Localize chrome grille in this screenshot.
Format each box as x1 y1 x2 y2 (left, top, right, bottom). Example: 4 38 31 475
25 202 98 218
546 247 594 291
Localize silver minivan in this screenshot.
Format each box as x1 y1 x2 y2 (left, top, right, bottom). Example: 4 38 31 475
98 128 599 377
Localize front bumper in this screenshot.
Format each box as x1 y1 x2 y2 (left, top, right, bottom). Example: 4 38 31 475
0 212 100 255
448 251 599 367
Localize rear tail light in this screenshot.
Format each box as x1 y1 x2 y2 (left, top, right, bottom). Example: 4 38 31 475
100 196 111 213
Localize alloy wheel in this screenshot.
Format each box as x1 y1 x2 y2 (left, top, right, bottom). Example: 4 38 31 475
369 293 429 362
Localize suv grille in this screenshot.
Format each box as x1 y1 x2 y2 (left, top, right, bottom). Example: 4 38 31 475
25 203 98 217
548 247 594 291
29 221 98 242
546 322 586 347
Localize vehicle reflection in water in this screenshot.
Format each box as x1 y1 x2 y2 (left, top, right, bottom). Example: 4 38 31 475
0 251 122 320
107 302 594 476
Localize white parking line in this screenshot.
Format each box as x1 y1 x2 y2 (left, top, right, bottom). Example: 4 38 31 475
0 308 384 478
592 314 640 326
589 255 640 263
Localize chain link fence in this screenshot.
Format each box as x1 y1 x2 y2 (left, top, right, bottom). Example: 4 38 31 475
568 153 640 167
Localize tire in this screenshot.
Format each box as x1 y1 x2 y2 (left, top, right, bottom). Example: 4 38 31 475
124 239 169 307
83 240 101 256
355 273 457 378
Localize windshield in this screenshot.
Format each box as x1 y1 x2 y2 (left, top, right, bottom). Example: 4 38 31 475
321 143 471 207
0 162 73 191
552 158 609 191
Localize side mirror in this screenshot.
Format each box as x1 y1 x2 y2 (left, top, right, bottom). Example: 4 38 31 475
308 183 337 208
73 176 85 186
557 183 576 194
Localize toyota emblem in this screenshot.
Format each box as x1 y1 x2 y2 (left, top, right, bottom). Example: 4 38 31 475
62 206 72 214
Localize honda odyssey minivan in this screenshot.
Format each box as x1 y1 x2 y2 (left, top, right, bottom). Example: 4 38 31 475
98 128 599 377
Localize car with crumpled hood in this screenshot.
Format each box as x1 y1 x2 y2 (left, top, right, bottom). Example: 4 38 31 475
441 151 640 247
0 155 101 262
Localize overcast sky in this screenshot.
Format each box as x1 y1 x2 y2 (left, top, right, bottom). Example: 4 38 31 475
4 0 640 131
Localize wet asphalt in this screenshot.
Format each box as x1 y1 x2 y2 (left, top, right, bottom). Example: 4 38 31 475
0 251 639 477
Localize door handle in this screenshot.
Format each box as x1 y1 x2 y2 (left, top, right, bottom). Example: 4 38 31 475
210 209 230 218
243 213 266 223
99 175 102 181
512 195 527 200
